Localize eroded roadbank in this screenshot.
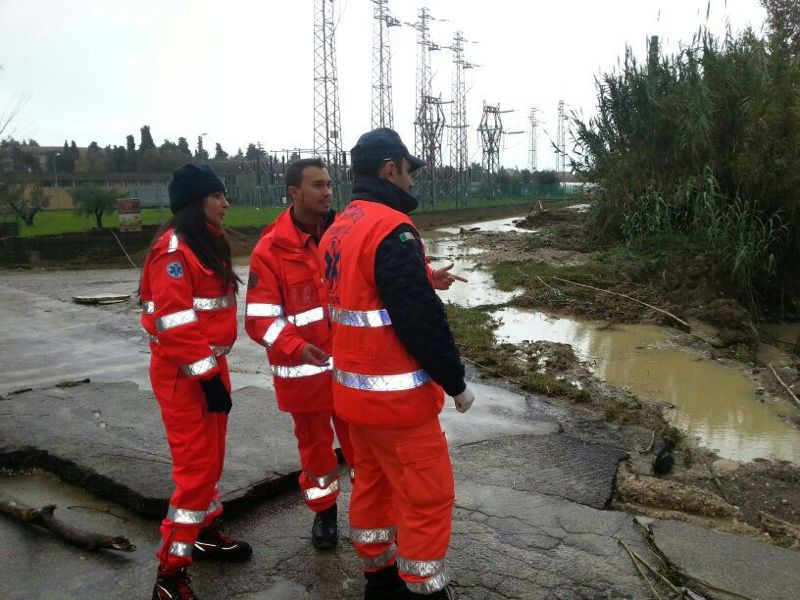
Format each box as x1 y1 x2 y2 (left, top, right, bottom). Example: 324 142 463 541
439 203 800 556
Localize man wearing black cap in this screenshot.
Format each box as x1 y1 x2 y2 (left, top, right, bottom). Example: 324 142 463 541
320 128 474 599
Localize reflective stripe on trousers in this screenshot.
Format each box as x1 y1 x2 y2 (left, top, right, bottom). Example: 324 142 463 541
360 544 398 570
303 478 339 501
350 526 396 544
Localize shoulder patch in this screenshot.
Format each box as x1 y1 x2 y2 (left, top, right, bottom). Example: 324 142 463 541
166 261 184 279
398 231 416 243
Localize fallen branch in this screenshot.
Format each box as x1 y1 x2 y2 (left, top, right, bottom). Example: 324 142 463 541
768 364 800 409
0 495 135 552
552 277 691 331
535 275 564 296
618 538 666 600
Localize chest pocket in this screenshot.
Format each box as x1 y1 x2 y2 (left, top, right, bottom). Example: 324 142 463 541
282 257 320 311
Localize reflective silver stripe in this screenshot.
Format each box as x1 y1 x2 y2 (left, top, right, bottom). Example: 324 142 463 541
405 568 451 594
156 308 198 332
360 544 397 570
329 306 392 327
181 355 217 377
212 345 232 357
397 557 447 578
167 505 206 525
271 361 332 379
263 318 287 348
304 467 339 489
287 306 325 327
169 541 193 557
193 292 236 311
168 232 179 253
143 301 155 314
246 303 285 318
333 368 431 392
303 478 339 501
206 498 222 515
350 526 397 545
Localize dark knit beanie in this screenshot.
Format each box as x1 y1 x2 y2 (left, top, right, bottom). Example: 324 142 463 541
168 163 226 213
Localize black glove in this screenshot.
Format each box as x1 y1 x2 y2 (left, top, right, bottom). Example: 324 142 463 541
200 374 232 414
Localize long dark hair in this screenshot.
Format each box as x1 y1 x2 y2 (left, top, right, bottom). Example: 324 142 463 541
142 199 241 294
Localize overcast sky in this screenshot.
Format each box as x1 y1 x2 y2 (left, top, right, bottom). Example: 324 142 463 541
1 0 766 170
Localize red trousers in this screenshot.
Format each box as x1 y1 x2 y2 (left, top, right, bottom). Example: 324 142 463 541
292 410 354 512
151 356 230 570
349 417 454 595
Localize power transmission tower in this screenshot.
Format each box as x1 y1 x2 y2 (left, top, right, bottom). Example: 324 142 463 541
478 103 505 178
556 99 567 176
371 0 400 128
478 102 522 194
528 107 539 172
313 0 343 180
409 7 445 174
448 31 478 187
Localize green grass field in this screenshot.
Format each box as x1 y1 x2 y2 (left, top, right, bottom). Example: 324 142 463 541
17 190 580 237
17 206 285 237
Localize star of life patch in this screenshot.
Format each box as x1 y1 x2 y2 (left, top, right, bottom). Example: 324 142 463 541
398 231 415 243
167 261 184 279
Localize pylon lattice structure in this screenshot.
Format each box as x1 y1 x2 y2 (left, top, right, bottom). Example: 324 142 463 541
313 0 343 176
371 0 400 129
556 100 567 176
478 102 512 178
448 31 477 184
528 107 539 172
410 7 445 176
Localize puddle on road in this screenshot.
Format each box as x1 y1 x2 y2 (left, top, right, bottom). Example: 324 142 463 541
419 214 800 465
493 306 800 464
423 236 522 308
436 216 531 235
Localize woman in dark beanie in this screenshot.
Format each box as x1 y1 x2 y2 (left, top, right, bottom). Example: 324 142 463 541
140 163 251 600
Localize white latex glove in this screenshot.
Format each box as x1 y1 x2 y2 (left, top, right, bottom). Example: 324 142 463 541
453 386 475 413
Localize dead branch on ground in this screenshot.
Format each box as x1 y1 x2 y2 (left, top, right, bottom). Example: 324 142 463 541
0 495 135 552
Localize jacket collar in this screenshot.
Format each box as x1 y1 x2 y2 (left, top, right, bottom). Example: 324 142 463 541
351 177 419 214
265 207 334 251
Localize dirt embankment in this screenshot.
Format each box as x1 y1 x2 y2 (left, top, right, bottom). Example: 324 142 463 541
449 203 800 549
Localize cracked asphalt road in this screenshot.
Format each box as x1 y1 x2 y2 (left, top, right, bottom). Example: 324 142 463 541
1 266 661 599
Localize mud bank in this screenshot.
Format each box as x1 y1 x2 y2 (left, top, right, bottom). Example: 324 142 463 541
441 204 800 549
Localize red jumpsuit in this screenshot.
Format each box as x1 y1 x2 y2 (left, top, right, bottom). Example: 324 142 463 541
320 201 455 594
140 227 238 570
245 208 353 512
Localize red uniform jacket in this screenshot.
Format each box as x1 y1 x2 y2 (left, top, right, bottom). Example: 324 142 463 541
245 208 333 413
320 200 445 429
140 227 238 379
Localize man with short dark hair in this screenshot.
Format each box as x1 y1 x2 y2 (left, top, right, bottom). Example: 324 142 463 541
245 158 353 549
320 128 474 599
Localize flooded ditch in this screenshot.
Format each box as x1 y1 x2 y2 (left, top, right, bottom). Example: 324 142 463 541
423 216 800 466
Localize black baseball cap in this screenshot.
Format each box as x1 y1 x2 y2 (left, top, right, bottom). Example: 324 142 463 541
350 128 427 176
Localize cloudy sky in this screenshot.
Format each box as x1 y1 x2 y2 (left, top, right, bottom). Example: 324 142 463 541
1 0 766 170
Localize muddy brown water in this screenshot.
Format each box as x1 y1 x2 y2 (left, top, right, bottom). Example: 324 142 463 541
423 217 800 465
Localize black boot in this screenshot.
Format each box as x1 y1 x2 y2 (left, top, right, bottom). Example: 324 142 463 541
364 564 410 599
192 524 253 562
311 504 338 549
152 567 199 600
